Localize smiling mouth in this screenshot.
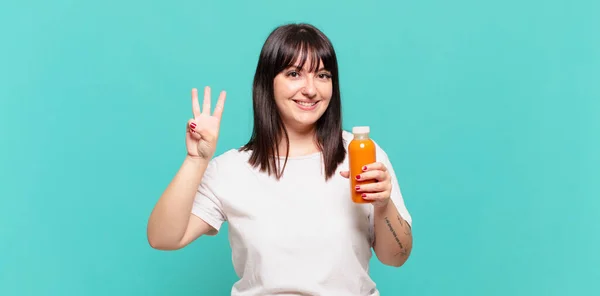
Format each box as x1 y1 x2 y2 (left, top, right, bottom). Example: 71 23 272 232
293 100 318 107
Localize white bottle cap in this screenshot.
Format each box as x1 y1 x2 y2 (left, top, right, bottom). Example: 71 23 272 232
352 126 370 134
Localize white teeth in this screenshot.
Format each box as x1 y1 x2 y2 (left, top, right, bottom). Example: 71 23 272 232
294 100 317 107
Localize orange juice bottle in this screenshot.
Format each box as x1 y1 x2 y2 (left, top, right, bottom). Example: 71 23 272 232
348 126 376 203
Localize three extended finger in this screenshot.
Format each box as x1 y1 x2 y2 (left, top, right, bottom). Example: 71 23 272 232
191 88 201 118
213 90 227 119
202 86 211 115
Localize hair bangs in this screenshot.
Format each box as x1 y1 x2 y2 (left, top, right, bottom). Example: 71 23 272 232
276 32 335 74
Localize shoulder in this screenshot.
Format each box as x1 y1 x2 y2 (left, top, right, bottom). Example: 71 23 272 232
199 149 254 196
208 148 249 170
342 130 354 144
202 148 251 179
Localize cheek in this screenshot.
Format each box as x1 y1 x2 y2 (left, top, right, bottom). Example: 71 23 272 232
318 83 333 101
274 79 303 100
273 79 284 101
286 82 306 96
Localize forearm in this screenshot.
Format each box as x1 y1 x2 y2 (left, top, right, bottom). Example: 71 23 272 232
373 201 413 267
147 156 209 247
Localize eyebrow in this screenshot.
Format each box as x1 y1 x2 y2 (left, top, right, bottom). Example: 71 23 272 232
288 65 330 72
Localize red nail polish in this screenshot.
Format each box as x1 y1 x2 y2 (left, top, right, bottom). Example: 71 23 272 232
362 193 367 198
190 122 196 129
356 175 361 180
355 185 360 191
362 166 367 171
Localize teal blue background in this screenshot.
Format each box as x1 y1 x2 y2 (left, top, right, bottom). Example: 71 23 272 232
1 0 599 295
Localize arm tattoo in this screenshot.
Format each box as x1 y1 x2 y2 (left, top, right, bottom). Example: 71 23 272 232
398 215 412 236
384 216 408 257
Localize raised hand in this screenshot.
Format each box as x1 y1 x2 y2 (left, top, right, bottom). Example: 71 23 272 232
186 86 226 160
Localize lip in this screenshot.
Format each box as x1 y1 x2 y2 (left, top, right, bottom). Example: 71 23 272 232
293 100 320 111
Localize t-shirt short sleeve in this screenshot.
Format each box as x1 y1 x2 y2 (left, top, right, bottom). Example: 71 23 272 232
366 142 413 247
191 158 227 234
376 143 413 226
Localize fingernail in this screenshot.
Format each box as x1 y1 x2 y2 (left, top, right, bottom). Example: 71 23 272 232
356 175 361 180
190 122 196 129
362 193 367 198
355 185 360 191
362 166 367 171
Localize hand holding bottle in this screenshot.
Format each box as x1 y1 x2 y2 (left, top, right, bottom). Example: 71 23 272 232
339 126 392 208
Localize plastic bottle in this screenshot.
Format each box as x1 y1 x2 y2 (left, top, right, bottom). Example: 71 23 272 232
348 126 377 203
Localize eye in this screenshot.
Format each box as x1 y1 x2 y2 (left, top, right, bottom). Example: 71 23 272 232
287 71 300 78
318 72 332 79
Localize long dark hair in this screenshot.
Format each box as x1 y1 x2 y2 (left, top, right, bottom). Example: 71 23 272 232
240 23 346 180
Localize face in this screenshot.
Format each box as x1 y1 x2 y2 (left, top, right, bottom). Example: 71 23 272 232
273 57 333 132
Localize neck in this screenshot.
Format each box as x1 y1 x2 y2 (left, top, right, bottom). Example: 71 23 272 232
278 124 319 157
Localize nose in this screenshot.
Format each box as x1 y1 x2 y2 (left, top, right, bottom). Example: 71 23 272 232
301 76 317 98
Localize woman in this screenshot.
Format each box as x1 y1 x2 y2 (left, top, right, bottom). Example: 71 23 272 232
147 23 413 296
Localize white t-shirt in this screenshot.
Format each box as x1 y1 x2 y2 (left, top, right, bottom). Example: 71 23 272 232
191 130 412 296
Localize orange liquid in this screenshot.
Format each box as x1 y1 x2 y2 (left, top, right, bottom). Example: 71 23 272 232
348 136 376 203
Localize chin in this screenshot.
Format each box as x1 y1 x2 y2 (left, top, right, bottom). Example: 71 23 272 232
295 118 320 128
295 112 327 126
